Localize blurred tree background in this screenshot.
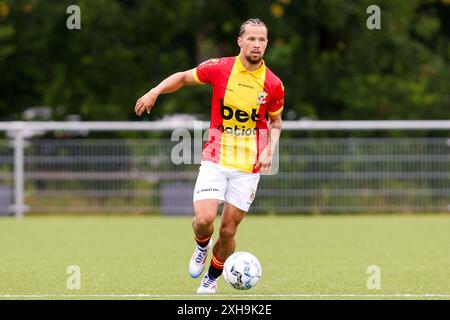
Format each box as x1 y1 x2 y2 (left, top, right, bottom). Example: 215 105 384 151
0 0 449 122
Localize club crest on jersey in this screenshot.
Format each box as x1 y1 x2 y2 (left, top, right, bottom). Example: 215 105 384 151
257 91 268 105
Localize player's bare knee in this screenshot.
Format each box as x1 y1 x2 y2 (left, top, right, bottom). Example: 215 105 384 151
219 224 237 240
194 213 215 229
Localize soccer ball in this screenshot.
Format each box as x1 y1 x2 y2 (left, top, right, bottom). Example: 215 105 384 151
223 251 262 290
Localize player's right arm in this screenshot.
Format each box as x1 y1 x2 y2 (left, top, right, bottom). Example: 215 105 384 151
134 68 201 116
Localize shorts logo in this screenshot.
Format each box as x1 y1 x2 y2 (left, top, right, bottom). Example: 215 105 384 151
196 187 219 194
257 91 268 105
249 189 256 201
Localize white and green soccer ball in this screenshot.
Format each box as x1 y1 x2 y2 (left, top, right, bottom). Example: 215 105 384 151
223 251 262 290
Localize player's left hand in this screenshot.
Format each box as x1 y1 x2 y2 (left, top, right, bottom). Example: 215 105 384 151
254 151 272 172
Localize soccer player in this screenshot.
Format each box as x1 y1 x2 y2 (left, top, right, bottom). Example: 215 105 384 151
134 18 284 293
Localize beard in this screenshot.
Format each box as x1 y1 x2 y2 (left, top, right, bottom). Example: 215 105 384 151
245 53 263 65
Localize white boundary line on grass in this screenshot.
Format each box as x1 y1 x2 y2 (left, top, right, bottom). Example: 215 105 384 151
1 293 449 298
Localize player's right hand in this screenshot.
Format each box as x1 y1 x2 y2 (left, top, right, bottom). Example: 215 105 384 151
135 89 158 116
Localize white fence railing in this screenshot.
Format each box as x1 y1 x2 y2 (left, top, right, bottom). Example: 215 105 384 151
1 120 450 217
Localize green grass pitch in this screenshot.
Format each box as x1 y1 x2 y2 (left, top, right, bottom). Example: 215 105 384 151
0 214 449 299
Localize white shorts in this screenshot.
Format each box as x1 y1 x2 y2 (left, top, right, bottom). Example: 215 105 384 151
193 161 260 212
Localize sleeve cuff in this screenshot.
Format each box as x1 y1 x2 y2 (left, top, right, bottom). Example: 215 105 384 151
193 69 205 84
268 107 283 116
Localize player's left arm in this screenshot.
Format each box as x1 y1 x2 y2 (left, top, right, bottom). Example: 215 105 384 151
255 79 284 172
255 113 282 172
267 112 282 157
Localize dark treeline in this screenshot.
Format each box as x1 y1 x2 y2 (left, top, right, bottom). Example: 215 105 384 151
0 0 449 123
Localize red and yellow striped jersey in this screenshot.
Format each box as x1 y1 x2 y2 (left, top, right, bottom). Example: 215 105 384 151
193 56 284 173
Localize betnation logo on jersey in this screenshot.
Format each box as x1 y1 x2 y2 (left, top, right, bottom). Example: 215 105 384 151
170 120 278 175
217 99 260 137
